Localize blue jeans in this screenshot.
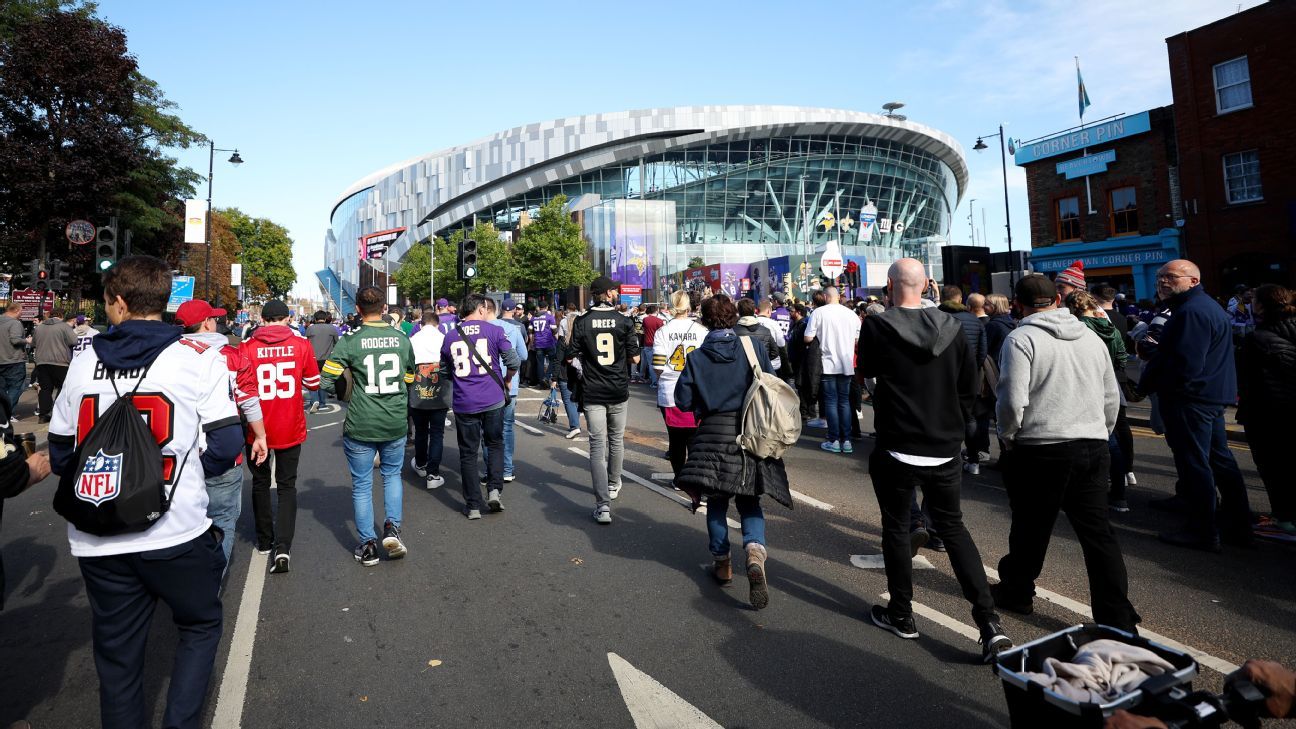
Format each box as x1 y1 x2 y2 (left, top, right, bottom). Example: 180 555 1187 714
557 380 580 430
204 465 244 568
821 374 853 443
343 435 405 543
0 362 25 414
309 361 327 407
482 399 516 477
706 494 765 556
1158 399 1252 540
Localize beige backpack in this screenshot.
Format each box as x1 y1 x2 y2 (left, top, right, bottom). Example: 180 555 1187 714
736 336 802 459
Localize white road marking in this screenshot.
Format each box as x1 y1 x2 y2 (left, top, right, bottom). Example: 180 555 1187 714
851 554 935 570
879 591 981 642
607 652 723 729
516 421 543 435
790 489 834 511
981 565 1238 674
307 421 340 431
650 472 675 481
211 549 268 729
566 447 739 529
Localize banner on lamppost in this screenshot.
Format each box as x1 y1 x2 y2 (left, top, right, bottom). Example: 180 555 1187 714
230 263 242 286
184 200 206 244
859 203 878 242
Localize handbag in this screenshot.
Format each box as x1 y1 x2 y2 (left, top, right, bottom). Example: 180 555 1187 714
454 323 512 408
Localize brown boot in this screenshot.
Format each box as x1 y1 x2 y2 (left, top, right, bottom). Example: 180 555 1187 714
712 555 733 584
745 543 769 610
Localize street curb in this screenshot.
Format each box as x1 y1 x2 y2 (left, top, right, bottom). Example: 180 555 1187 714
1127 415 1248 445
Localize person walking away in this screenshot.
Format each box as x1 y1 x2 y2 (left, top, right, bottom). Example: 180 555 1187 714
1139 259 1253 551
71 314 98 359
787 304 819 420
675 295 790 610
1094 286 1138 491
566 277 640 524
755 297 789 375
305 310 339 413
1236 284 1296 534
434 298 458 334
555 305 583 439
653 290 707 485
47 255 244 729
770 292 793 340
968 293 988 324
984 294 1016 365
530 300 558 386
735 298 781 370
440 294 519 519
483 297 528 485
858 258 1011 661
239 300 319 572
1054 259 1086 300
994 274 1140 633
32 307 76 423
177 300 269 571
803 286 861 453
641 303 666 387
408 310 452 490
0 303 28 420
938 286 988 474
320 286 415 565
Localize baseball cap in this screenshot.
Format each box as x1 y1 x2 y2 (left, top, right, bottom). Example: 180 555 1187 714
261 300 290 320
174 299 227 327
591 276 619 296
1014 274 1058 308
502 298 516 309
771 291 788 304
435 298 449 308
75 314 86 324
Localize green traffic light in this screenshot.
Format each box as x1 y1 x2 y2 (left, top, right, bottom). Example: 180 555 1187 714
97 259 113 271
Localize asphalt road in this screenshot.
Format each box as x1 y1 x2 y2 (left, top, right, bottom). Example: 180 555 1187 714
2 384 1293 728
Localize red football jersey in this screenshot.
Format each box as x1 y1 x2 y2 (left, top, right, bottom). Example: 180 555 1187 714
240 325 320 449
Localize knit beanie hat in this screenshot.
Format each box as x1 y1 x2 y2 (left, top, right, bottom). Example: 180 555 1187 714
1055 260 1086 290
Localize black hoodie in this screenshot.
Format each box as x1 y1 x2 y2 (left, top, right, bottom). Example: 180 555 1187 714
858 306 976 458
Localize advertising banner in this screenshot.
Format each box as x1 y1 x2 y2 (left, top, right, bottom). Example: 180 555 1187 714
820 239 844 279
619 284 643 308
361 227 405 261
184 200 206 244
717 264 748 298
748 259 772 299
859 203 878 242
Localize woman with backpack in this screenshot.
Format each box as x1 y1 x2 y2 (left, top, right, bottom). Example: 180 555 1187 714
674 295 791 610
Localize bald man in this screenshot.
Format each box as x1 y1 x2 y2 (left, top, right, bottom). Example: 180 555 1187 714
858 258 1011 662
1139 259 1253 552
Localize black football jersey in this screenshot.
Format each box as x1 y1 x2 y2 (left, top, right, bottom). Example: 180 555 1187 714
567 304 640 405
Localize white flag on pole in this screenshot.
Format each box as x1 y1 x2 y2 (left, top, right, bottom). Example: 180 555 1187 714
184 199 206 244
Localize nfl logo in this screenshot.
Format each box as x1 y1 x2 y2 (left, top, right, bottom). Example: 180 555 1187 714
76 449 124 506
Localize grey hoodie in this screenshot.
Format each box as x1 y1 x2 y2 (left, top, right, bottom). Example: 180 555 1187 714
995 307 1119 445
32 317 76 366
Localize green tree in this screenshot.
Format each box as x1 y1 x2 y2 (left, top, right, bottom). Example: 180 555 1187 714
393 240 432 303
223 208 296 300
687 256 705 269
513 195 596 292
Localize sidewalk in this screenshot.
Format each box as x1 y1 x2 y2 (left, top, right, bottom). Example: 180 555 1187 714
7 367 50 447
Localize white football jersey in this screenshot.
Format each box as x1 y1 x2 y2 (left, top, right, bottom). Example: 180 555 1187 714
652 317 708 409
50 337 238 557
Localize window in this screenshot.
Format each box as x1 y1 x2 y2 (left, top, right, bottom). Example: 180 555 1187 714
1213 57 1252 113
1223 150 1263 204
1056 196 1081 241
1109 186 1138 236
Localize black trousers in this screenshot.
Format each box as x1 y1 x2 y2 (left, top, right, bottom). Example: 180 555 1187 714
1108 406 1133 499
410 407 448 474
1246 416 1296 522
661 410 695 480
998 440 1140 632
247 444 301 551
456 407 504 511
869 450 997 627
78 530 224 729
34 363 67 422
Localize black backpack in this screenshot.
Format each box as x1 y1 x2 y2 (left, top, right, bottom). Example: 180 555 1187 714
53 375 190 536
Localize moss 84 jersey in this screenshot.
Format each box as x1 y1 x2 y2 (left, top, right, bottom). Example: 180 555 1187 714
320 322 414 442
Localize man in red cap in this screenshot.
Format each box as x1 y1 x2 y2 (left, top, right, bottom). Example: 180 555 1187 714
239 299 319 573
1054 260 1086 299
176 299 268 573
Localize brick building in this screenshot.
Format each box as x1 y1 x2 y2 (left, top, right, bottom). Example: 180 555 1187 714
1166 0 1296 292
1015 106 1181 301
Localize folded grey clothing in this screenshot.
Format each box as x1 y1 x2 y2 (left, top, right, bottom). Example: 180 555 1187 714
1020 639 1176 703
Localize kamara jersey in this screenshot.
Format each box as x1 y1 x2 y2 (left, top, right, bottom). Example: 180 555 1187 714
652 317 708 409
239 325 319 449
49 337 239 557
321 322 414 442
567 304 640 405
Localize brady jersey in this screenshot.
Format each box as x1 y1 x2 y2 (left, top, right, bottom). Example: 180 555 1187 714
652 317 708 409
239 325 319 449
49 337 239 557
568 304 640 405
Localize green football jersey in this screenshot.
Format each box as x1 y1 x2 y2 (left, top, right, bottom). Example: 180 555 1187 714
321 322 415 442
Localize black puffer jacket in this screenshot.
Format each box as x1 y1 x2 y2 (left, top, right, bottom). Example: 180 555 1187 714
1237 317 1296 424
939 302 987 366
985 314 1016 364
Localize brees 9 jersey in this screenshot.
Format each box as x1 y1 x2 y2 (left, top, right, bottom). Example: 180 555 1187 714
567 304 640 405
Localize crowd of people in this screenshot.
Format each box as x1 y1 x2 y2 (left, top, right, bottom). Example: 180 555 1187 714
0 252 1293 729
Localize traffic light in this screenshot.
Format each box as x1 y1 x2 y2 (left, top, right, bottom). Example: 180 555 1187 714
34 266 49 293
95 217 118 272
49 259 70 291
18 259 39 289
458 238 478 280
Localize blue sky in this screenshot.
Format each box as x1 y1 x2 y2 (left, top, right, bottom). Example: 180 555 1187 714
96 0 1250 298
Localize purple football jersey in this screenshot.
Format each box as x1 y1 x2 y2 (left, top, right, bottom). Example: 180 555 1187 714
441 321 512 414
531 312 557 349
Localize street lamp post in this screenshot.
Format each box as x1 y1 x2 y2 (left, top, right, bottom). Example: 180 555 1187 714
973 126 1015 286
205 141 243 305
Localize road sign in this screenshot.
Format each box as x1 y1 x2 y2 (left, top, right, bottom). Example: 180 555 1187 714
619 283 643 308
66 220 95 245
166 275 196 313
12 288 54 320
820 239 844 279
0 281 9 300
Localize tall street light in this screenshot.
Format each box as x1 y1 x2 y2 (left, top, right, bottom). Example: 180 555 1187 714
206 141 243 305
973 126 1016 286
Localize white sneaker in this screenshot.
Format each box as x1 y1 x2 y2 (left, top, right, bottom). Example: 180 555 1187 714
487 489 504 512
963 462 981 476
594 506 612 524
503 474 516 483
445 416 453 427
608 483 621 500
308 402 320 413
410 457 427 478
565 428 581 440
426 474 445 490
978 451 991 463
806 418 828 429
1125 472 1137 486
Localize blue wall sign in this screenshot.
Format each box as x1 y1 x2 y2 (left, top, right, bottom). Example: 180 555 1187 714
1015 111 1151 165
166 276 195 313
1056 149 1117 179
1032 248 1176 273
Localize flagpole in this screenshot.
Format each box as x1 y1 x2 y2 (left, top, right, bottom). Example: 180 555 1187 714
1078 56 1097 215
